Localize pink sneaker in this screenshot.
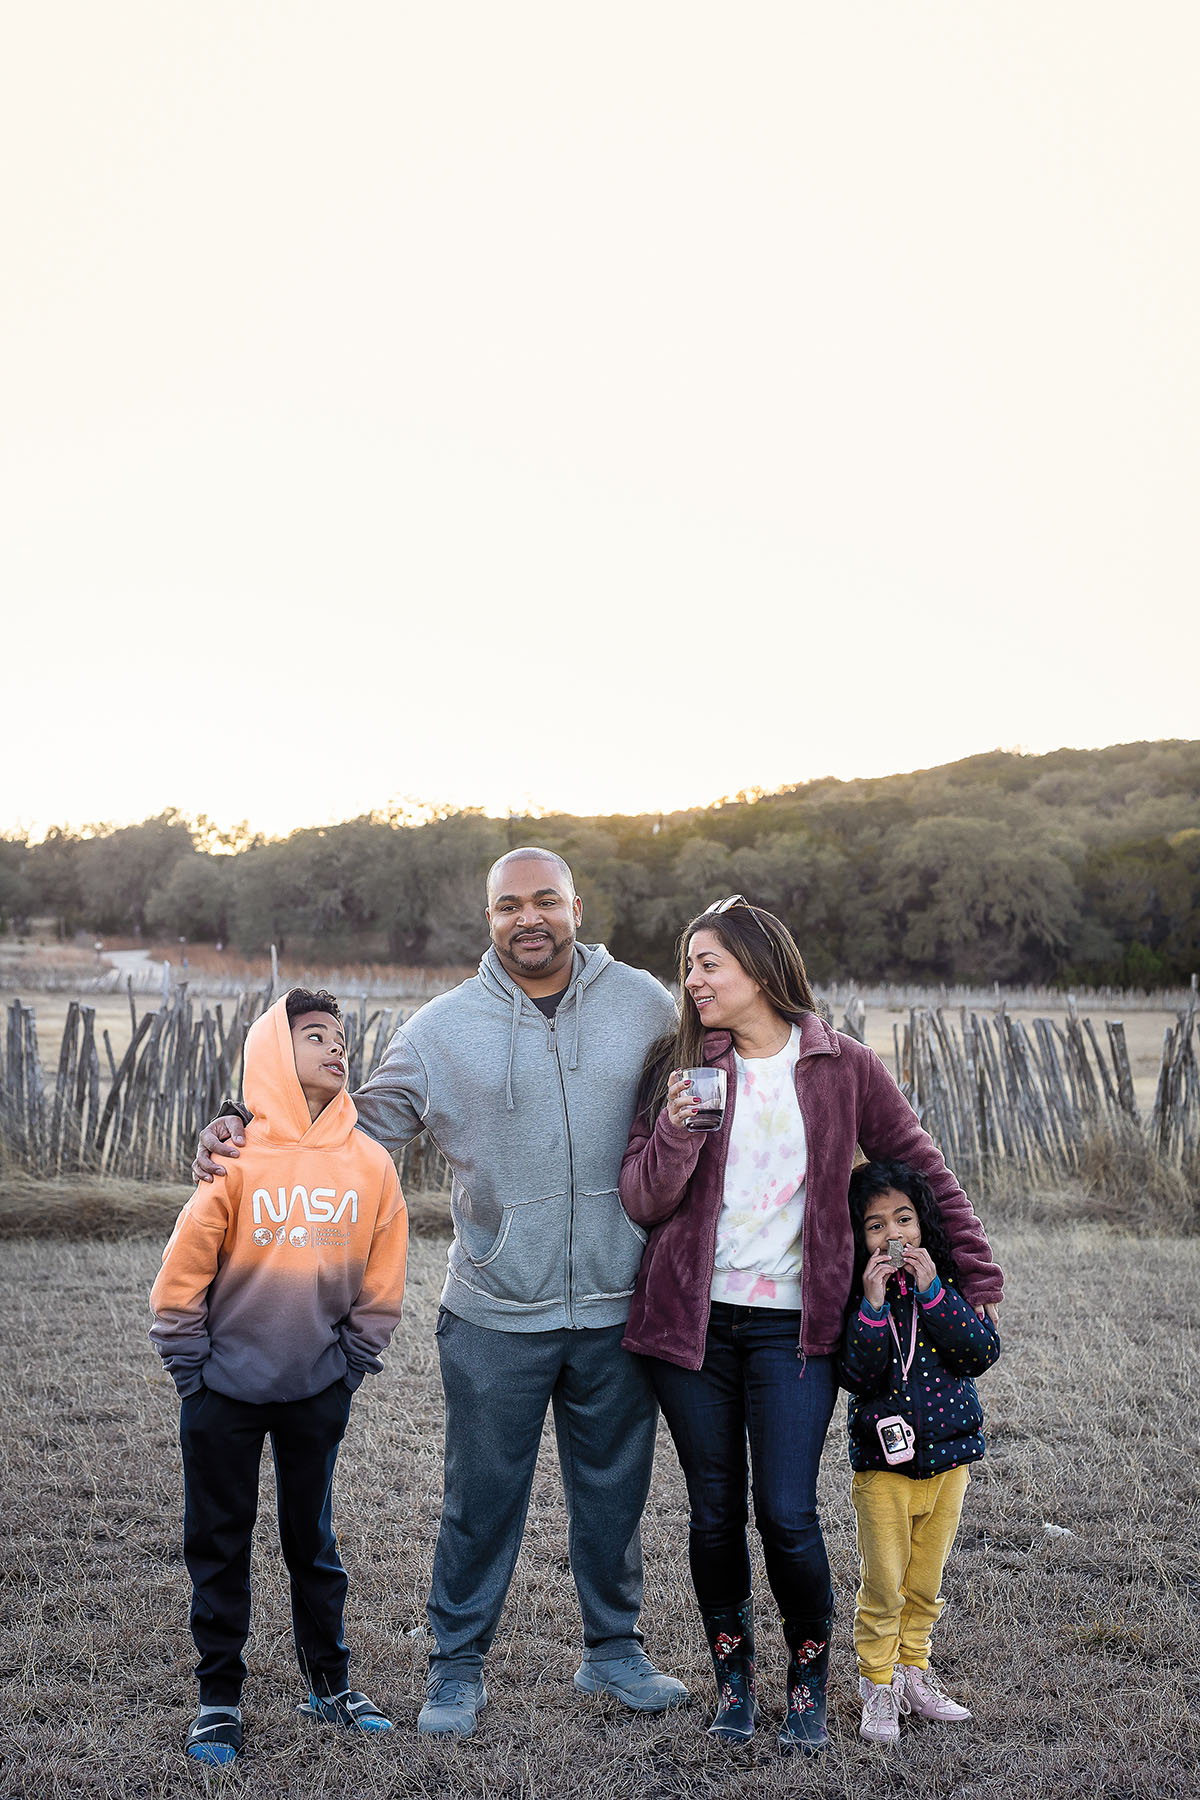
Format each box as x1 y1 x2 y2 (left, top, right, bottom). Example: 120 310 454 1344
858 1671 907 1744
900 1664 971 1722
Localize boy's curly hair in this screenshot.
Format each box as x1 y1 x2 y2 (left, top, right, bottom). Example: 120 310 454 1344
284 987 342 1025
847 1159 961 1297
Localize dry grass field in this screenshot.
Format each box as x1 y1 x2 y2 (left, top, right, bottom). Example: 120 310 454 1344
1 1203 1197 1800
0 941 473 1005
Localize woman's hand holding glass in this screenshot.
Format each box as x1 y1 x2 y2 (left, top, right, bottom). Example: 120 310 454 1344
665 1069 699 1129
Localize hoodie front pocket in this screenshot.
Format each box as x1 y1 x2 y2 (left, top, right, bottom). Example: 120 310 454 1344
572 1190 649 1302
453 1198 568 1308
464 1209 514 1269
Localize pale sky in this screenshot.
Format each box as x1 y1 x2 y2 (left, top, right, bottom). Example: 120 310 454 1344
4 3 1197 840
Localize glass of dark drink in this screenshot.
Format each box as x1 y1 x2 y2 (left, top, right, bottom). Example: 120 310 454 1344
682 1067 727 1131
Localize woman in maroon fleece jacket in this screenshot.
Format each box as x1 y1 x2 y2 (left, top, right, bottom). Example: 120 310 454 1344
619 897 1002 1757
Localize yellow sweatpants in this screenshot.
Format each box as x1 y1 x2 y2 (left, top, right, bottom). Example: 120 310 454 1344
851 1463 971 1682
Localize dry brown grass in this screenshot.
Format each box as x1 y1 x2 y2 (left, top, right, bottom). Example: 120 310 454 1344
0 942 103 972
0 1174 192 1240
1072 1127 1200 1235
0 1173 453 1244
974 1136 1200 1238
1 1217 1198 1799
5 1160 1193 1248
124 943 474 993
0 937 472 993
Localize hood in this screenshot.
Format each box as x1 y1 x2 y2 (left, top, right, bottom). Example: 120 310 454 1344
476 940 615 1109
242 992 359 1148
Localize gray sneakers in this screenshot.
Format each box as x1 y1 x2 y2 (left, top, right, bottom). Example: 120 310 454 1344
417 1675 488 1739
573 1651 688 1712
417 1651 685 1737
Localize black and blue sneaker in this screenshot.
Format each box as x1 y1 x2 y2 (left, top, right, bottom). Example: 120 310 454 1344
298 1689 393 1734
185 1706 242 1766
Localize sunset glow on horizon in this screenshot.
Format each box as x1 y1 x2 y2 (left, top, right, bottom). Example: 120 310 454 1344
9 734 1168 848
4 5 1197 845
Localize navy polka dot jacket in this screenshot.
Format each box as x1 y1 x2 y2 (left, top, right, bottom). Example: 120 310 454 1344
840 1275 1001 1478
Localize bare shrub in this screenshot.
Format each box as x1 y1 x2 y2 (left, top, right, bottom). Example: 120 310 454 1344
0 1173 190 1240
973 1125 1199 1238
0 1172 452 1243
1074 1123 1200 1234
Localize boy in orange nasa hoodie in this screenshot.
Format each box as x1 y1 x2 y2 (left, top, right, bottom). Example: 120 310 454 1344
150 989 407 1768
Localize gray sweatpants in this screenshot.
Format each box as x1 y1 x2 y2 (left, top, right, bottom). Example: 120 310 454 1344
426 1309 659 1680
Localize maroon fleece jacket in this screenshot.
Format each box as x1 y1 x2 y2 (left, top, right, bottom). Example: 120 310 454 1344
619 1012 1003 1371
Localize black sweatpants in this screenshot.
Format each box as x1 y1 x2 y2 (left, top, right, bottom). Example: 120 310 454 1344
179 1379 353 1705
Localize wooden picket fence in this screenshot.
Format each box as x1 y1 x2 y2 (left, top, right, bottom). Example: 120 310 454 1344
839 979 1200 1188
3 975 1197 1198
0 981 449 1190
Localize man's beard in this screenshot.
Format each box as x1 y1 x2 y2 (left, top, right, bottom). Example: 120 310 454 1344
504 925 574 973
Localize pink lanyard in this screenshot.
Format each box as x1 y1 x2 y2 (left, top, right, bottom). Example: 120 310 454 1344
887 1287 918 1385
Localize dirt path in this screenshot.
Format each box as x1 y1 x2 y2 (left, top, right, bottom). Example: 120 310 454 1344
101 947 171 983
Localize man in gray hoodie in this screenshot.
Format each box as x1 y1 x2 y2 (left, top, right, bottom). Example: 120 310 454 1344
194 849 685 1738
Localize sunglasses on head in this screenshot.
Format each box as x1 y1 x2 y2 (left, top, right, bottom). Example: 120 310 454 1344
701 894 775 949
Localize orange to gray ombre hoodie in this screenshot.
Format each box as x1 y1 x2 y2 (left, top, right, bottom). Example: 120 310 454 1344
150 995 407 1404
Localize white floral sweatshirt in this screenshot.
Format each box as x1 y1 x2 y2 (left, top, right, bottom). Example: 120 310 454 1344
710 1023 807 1309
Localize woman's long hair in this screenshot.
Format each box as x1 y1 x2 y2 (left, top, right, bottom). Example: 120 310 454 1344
846 1160 961 1298
636 900 819 1120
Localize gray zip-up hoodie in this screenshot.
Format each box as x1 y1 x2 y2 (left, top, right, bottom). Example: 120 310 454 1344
351 942 678 1332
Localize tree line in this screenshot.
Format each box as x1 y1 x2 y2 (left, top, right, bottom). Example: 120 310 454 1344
3 739 1197 989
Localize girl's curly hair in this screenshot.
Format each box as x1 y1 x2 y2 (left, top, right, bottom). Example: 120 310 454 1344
847 1160 961 1298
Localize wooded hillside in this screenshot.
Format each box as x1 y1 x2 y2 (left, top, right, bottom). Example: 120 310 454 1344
4 739 1197 987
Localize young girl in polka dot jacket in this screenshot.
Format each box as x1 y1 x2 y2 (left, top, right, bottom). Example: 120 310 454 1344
840 1160 1001 1746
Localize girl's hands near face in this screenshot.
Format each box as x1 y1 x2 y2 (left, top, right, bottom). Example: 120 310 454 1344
862 1249 892 1311
903 1245 938 1293
665 1070 698 1130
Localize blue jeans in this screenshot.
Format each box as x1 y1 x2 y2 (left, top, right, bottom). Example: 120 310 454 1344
648 1304 837 1625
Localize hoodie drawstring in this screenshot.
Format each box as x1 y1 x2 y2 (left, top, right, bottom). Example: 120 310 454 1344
483 943 599 1106
505 984 521 1112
